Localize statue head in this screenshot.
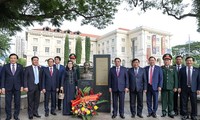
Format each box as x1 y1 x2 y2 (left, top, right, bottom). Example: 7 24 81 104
83 62 90 73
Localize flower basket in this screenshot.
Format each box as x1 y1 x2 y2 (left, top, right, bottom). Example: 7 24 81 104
71 87 107 120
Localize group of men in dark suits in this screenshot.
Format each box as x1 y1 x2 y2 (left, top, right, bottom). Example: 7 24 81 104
0 53 79 120
109 55 200 120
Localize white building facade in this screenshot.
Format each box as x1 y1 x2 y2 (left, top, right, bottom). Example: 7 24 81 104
25 28 98 66
97 26 172 67
25 26 172 67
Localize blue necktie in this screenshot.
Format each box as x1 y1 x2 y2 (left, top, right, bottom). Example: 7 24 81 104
34 66 39 84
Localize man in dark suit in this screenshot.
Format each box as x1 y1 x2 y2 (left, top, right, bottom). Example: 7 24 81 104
54 56 65 110
179 56 200 120
128 58 147 118
1 53 24 120
173 55 185 116
24 56 43 119
145 56 163 118
108 57 128 119
42 58 59 117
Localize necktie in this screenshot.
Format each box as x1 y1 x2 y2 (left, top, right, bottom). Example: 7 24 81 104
134 68 137 76
187 66 191 86
50 67 53 76
34 66 39 84
177 65 180 72
149 66 153 85
116 67 120 77
12 64 15 75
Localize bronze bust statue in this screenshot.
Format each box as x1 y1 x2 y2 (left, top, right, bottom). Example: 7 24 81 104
80 62 93 80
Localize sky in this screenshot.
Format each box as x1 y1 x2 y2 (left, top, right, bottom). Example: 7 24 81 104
16 1 200 49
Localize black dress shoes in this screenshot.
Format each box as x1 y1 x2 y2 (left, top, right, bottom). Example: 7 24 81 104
111 115 116 119
191 116 197 120
51 112 57 115
137 114 143 118
14 118 20 120
28 116 33 119
45 113 49 117
168 114 174 118
181 116 188 120
120 115 125 119
147 113 152 117
33 114 41 118
131 114 135 118
152 113 157 118
161 114 166 117
58 107 61 110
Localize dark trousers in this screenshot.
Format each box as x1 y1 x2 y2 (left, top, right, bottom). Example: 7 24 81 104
5 88 21 119
112 91 125 116
146 84 158 114
174 91 183 114
181 87 197 117
57 89 62 109
44 90 56 113
130 91 143 115
27 84 40 117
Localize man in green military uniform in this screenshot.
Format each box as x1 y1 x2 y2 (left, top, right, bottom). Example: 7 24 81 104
161 53 178 118
69 53 80 80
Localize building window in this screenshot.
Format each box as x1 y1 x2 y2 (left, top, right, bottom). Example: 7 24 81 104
45 39 50 44
132 37 137 41
69 41 71 45
102 42 104 46
121 47 125 52
122 38 125 42
33 46 38 52
107 41 109 44
98 44 100 47
112 47 115 53
102 50 104 54
107 48 109 53
91 44 93 47
98 51 100 54
156 46 160 54
112 39 114 42
134 46 138 51
45 47 49 53
56 48 61 53
33 38 38 43
147 36 150 40
69 49 71 54
122 60 125 66
156 38 160 42
57 40 61 44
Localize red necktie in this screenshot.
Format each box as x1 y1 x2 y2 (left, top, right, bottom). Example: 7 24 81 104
50 67 53 76
149 66 153 85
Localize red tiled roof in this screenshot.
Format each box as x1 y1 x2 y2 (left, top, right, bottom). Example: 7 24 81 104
31 28 100 38
118 28 130 31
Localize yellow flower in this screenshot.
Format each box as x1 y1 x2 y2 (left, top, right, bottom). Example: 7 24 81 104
86 110 91 115
72 107 75 110
94 106 98 110
75 110 78 114
81 107 85 112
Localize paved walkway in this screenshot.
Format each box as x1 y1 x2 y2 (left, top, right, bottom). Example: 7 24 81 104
0 101 191 120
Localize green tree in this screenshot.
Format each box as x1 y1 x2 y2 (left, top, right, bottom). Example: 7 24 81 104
126 0 200 31
64 35 69 66
0 0 120 35
0 34 11 57
75 37 82 64
85 36 91 63
18 58 26 67
172 41 200 67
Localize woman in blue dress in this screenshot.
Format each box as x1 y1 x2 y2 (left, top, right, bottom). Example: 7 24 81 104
60 60 77 115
